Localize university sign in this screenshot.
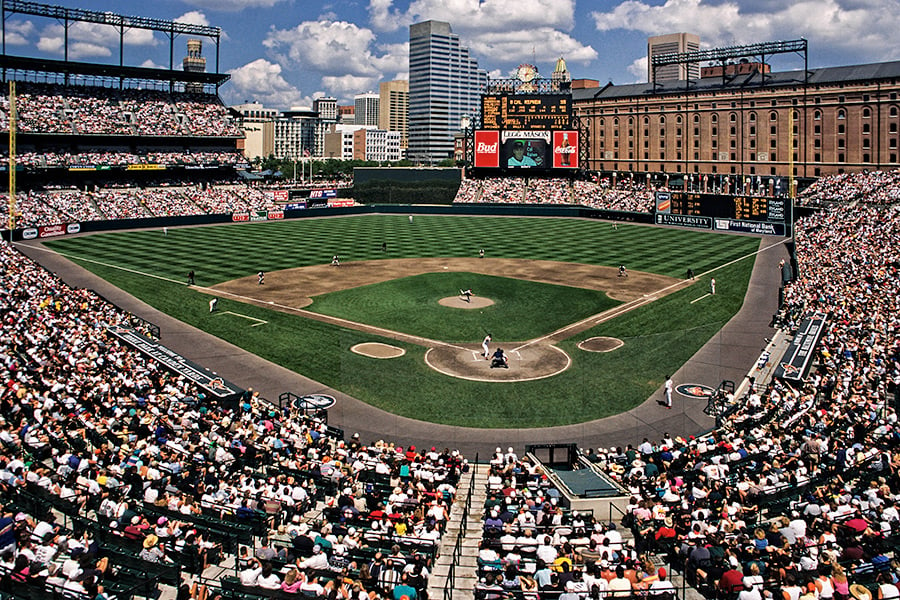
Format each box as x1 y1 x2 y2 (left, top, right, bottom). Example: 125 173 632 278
655 213 712 229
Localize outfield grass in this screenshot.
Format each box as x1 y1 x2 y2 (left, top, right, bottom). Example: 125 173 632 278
45 215 761 428
306 272 620 342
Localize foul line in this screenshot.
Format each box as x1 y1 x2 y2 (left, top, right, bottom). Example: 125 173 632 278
513 237 786 353
219 311 268 327
17 243 186 286
690 293 712 304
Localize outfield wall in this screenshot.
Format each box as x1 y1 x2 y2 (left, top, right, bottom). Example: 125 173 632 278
7 199 814 242
4 204 653 242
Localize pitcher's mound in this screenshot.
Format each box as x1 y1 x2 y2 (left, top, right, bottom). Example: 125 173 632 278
438 296 495 309
578 336 624 353
425 343 570 382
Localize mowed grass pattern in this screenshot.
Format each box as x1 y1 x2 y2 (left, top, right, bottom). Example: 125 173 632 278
46 215 756 285
306 272 620 342
45 215 761 428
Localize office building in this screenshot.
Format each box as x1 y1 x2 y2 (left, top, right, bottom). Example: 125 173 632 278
648 33 700 83
354 92 380 127
408 20 487 164
379 80 409 150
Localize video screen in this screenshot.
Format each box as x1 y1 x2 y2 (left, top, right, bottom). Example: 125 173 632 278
503 139 547 169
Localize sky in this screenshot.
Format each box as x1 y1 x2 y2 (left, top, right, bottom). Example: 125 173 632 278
6 0 900 110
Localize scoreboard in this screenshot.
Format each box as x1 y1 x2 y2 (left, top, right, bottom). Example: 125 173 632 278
481 94 572 131
656 191 788 235
665 193 786 221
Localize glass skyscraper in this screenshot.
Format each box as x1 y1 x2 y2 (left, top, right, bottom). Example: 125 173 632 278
408 20 487 164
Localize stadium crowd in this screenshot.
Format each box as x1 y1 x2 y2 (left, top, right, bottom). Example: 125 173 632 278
10 151 244 169
0 238 466 599
470 171 900 599
3 165 900 600
0 83 240 138
797 170 900 206
455 177 658 212
8 185 278 227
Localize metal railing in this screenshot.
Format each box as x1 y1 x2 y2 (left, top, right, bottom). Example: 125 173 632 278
442 452 479 600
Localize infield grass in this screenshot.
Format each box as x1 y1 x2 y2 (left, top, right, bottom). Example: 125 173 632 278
45 214 761 428
306 272 619 342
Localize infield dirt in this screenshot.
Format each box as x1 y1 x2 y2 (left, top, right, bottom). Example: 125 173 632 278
207 258 687 382
211 257 677 310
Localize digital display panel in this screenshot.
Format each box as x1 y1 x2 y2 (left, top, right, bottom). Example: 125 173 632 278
481 94 572 131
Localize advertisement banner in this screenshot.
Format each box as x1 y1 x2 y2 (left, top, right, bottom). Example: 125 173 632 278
655 213 711 229
125 164 165 171
474 130 500 168
714 219 785 236
284 202 307 210
38 224 67 238
655 192 671 213
267 210 284 220
773 313 828 382
328 199 355 208
552 131 579 169
309 189 338 199
66 224 81 234
272 190 289 203
22 228 38 240
106 325 244 398
232 213 250 222
249 211 269 222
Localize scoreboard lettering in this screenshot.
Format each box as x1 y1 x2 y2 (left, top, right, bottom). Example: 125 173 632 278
661 192 787 225
481 94 572 131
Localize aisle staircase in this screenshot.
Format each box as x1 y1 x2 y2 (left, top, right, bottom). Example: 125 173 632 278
427 463 489 600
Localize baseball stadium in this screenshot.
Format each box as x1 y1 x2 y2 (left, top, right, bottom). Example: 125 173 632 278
1 4 899 600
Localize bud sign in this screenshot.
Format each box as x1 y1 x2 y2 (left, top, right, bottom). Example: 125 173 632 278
474 130 500 168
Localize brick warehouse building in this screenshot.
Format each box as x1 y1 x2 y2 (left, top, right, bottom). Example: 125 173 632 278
571 60 900 182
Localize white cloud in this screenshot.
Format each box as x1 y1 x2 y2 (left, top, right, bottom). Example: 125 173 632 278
226 58 307 110
178 0 286 10
175 11 210 27
141 59 167 69
467 28 598 66
371 0 577 32
5 20 35 46
265 21 382 78
591 0 900 60
627 57 648 82
368 0 405 32
36 21 157 57
68 42 113 59
321 74 383 98
366 0 596 67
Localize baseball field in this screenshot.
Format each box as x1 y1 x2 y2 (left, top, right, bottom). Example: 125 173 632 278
44 214 761 428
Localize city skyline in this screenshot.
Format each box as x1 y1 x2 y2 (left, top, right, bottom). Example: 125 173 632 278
2 0 899 110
